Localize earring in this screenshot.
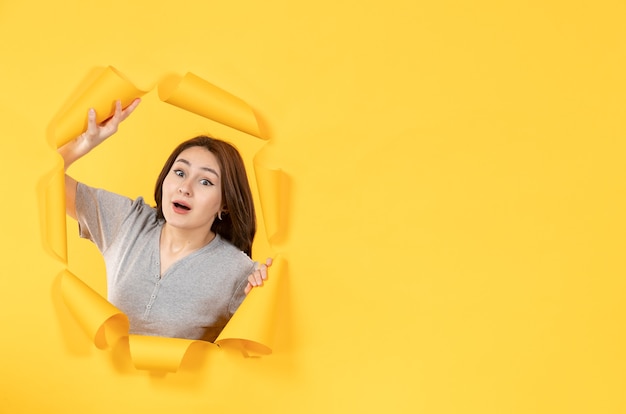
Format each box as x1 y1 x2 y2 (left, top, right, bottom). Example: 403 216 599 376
217 211 223 220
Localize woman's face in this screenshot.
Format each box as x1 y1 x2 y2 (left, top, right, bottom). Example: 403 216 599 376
161 146 223 234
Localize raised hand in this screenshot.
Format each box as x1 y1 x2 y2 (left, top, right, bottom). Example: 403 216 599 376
58 98 141 171
81 98 141 150
59 98 141 220
244 257 273 295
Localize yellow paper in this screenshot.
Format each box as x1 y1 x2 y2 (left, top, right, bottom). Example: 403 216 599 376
216 255 287 356
128 335 216 373
49 66 146 148
60 256 286 367
253 163 290 244
3 2 626 412
40 161 67 262
158 72 266 139
60 270 129 349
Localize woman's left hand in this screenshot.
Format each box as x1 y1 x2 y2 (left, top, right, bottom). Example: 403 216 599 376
244 257 273 295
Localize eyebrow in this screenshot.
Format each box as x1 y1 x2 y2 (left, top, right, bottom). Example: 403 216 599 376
174 158 220 177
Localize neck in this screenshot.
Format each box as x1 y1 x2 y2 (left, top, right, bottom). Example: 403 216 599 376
160 223 216 254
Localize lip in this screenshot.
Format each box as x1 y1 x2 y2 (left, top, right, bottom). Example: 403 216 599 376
171 199 192 214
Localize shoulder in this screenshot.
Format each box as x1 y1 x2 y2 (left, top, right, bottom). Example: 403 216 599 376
214 235 255 263
77 182 156 216
77 182 129 205
210 235 256 272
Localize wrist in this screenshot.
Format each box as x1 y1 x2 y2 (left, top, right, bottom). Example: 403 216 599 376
58 133 92 171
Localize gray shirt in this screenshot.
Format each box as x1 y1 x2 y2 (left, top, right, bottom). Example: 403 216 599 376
75 183 255 341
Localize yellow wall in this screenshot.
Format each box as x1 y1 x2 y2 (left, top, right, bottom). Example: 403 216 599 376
1 1 625 412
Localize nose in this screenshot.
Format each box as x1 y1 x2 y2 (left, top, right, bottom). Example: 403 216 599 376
178 181 191 196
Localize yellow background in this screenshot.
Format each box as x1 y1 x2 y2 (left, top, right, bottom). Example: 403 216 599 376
1 1 625 413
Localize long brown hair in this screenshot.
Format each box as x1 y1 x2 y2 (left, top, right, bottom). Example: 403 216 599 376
154 136 256 257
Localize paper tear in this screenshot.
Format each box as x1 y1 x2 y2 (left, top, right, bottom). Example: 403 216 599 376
254 163 290 244
158 72 266 140
49 66 287 372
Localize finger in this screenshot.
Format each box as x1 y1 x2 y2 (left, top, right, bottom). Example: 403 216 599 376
254 270 264 286
259 257 273 281
109 100 124 125
98 101 122 133
251 270 264 287
247 273 258 287
85 108 98 136
259 264 268 281
120 97 141 121
244 282 253 295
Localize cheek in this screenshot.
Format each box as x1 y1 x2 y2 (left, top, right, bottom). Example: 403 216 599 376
201 191 222 212
162 176 177 194
160 184 176 208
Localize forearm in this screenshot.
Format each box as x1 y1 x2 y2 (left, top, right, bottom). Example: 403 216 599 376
57 133 97 171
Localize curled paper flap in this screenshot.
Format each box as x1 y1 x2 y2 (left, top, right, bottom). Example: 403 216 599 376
60 259 284 369
216 255 287 357
60 270 129 349
128 335 215 373
158 72 266 140
253 162 290 244
50 66 146 148
43 163 67 262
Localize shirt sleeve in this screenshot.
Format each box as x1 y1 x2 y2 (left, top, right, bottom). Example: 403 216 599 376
227 259 258 316
75 182 136 254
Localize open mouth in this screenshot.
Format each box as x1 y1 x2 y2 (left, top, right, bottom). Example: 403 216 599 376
173 202 190 210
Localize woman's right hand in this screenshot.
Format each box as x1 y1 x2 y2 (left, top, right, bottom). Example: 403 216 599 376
59 98 142 220
80 98 141 150
59 98 141 172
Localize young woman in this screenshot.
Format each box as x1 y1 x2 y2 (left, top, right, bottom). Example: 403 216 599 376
58 99 271 342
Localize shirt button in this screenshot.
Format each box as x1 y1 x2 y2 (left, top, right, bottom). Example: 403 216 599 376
146 305 151 309
151 295 156 298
